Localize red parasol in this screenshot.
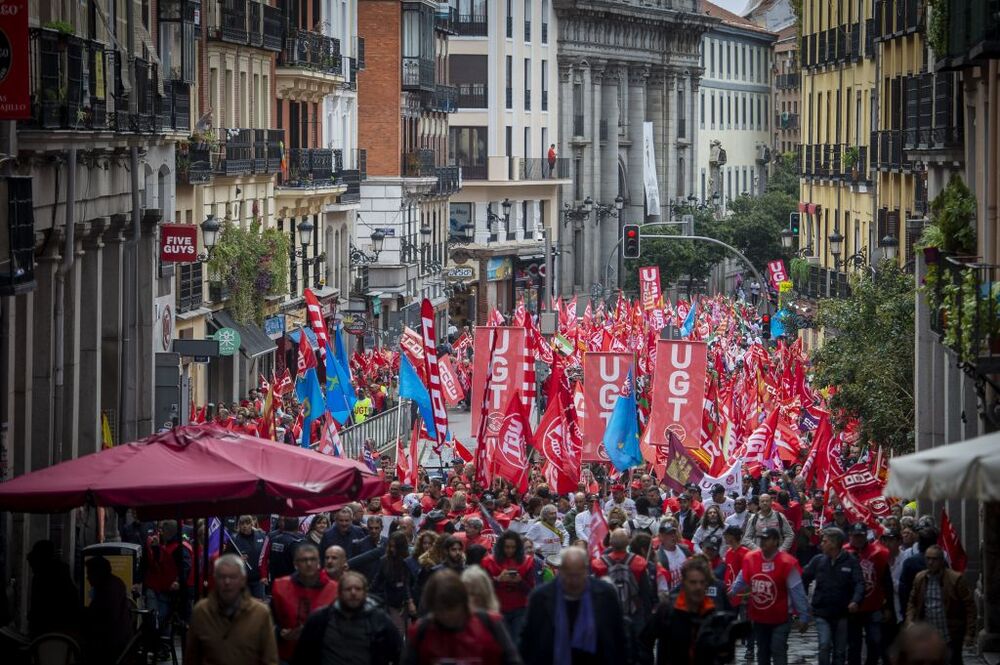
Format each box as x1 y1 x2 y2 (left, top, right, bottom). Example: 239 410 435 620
0 425 384 518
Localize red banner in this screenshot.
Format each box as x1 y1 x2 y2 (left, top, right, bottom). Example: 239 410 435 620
420 299 449 453
638 266 662 311
437 355 465 406
494 390 530 492
767 260 788 290
399 327 425 379
582 352 631 462
647 340 708 448
536 394 582 494
471 327 526 439
0 0 31 120
159 224 199 263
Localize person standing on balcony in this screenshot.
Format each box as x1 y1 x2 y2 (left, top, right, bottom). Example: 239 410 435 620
547 144 557 178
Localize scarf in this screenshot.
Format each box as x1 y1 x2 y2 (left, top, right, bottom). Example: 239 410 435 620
553 578 597 665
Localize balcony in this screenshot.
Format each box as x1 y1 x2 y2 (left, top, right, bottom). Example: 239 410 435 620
402 57 436 91
339 170 362 203
457 83 488 108
776 112 799 130
217 0 248 45
277 148 346 203
262 5 284 51
937 0 1000 69
435 6 458 33
431 84 458 112
800 265 851 299
432 165 462 196
818 30 827 65
158 80 191 132
276 29 344 98
456 13 488 36
216 128 254 176
403 149 436 177
873 129 905 170
776 73 800 89
849 23 861 59
177 142 214 185
927 257 1000 372
459 163 488 180
520 157 569 180
253 129 268 173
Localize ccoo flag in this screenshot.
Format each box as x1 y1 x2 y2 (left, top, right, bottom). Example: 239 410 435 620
602 368 643 472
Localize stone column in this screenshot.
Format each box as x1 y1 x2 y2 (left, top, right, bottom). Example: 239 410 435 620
101 216 126 446
648 67 667 216
60 221 85 463
689 72 701 196
31 246 59 471
78 219 107 456
627 65 649 226
602 64 623 288
665 68 679 205
136 210 160 437
587 61 605 291
558 63 575 295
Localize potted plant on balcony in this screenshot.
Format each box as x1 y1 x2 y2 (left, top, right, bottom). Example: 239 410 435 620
843 146 860 181
789 257 812 292
190 128 219 152
207 217 290 324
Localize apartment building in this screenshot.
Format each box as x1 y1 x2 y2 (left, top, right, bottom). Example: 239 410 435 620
772 26 800 157
0 0 184 620
444 0 567 323
356 0 459 339
697 2 777 209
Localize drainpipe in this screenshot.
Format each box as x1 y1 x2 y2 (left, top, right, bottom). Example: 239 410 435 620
53 148 77 465
986 60 998 264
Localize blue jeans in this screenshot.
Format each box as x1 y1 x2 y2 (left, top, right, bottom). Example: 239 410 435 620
503 607 526 646
816 616 849 665
753 621 792 665
848 610 882 665
144 589 172 637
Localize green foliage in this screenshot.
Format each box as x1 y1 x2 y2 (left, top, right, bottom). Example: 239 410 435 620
936 263 1000 362
789 257 811 287
720 190 798 274
923 174 976 255
926 0 948 57
767 152 801 199
811 263 915 453
43 20 76 35
207 219 290 324
843 146 860 170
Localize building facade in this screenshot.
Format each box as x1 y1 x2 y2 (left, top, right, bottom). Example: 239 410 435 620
552 0 715 297
0 0 184 620
445 0 568 324
355 0 459 341
697 2 777 210
771 25 800 157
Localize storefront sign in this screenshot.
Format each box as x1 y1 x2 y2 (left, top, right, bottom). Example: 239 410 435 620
446 266 474 280
0 0 30 120
212 327 241 356
343 313 368 335
486 257 512 281
153 296 175 353
263 314 286 340
159 224 199 263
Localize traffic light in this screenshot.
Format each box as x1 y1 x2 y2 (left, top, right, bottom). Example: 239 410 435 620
622 224 641 259
789 212 801 235
761 313 771 340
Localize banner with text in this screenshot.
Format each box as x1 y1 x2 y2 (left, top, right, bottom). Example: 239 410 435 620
648 340 708 448
437 355 465 406
639 266 662 311
471 327 527 438
583 352 632 462
767 260 789 291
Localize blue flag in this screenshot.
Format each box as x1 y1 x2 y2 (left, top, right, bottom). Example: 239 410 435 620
295 366 325 447
334 325 358 404
681 299 698 338
324 344 354 424
602 369 643 472
771 309 789 339
399 354 437 439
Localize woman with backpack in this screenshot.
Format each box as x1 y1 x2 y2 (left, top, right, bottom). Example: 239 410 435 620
403 569 522 665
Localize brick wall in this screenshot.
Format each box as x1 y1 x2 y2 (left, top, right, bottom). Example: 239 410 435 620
358 0 401 177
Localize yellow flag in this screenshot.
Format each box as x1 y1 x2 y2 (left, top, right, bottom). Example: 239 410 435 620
101 412 114 449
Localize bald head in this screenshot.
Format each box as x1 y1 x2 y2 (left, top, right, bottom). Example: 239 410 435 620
610 528 630 551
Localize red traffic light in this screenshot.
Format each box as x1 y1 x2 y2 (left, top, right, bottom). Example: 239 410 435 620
626 228 638 238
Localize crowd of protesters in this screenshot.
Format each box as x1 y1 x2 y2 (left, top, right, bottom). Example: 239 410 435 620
11 450 979 665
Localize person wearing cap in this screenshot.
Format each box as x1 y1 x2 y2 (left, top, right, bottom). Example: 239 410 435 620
700 536 726 579
604 483 637 519
705 483 736 519
742 493 795 552
795 519 821 570
844 523 892 665
802 527 864 665
729 527 810 665
654 522 692 595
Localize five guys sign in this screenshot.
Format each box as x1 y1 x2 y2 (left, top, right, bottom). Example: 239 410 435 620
159 224 199 262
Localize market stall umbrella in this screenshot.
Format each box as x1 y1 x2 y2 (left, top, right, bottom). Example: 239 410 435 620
886 433 1000 501
0 425 385 518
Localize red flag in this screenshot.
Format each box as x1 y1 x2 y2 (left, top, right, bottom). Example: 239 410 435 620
420 299 450 454
493 390 531 493
453 437 474 463
588 499 609 560
536 394 582 494
303 288 330 359
273 368 294 396
939 509 968 572
437 355 465 406
296 326 318 373
397 421 420 485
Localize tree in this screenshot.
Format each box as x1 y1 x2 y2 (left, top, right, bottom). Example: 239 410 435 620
718 191 797 274
810 263 915 453
767 151 801 199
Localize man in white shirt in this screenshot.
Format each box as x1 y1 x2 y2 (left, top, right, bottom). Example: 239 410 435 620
703 484 736 519
724 496 750 530
574 499 595 543
603 484 637 519
524 504 569 558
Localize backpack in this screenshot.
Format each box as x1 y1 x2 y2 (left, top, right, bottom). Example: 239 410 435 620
601 554 640 616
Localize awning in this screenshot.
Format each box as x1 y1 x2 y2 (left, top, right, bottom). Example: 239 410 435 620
798 202 807 212
208 310 278 359
798 202 822 214
287 327 320 349
886 435 1000 502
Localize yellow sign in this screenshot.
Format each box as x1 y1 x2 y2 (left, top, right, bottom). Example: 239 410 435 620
779 280 793 293
83 553 136 606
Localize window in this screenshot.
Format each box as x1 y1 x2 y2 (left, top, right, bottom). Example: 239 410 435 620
449 126 488 169
524 0 531 41
742 45 747 78
727 42 731 78
764 98 768 130
505 56 513 109
749 48 754 82
749 94 754 127
678 88 686 138
710 93 715 128
541 0 548 43
727 93 731 127
506 0 513 37
541 60 548 111
742 96 747 129
700 91 705 128
701 169 706 201
709 39 715 76
524 58 531 110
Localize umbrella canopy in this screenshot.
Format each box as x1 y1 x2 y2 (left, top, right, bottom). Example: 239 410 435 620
0 425 385 518
886 433 1000 501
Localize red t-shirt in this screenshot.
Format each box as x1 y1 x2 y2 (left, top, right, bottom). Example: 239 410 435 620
408 612 510 665
481 555 536 612
740 549 801 625
724 545 750 605
845 541 890 613
381 493 404 516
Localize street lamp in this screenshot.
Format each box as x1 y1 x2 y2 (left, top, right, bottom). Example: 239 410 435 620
780 227 795 249
828 229 844 259
595 195 625 223
502 198 513 219
370 229 386 254
297 218 315 249
349 228 385 265
582 196 594 214
879 234 899 262
199 214 221 261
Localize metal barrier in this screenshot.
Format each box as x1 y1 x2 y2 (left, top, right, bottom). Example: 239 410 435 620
339 403 411 458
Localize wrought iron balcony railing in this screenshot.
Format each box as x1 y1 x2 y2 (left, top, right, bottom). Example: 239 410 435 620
280 29 343 75
402 149 436 178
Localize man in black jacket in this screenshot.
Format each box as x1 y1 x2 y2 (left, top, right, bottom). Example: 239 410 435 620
348 515 388 581
293 571 403 665
520 546 627 665
231 515 268 598
802 527 865 665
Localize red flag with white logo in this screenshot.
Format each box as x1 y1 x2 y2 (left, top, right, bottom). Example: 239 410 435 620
939 508 968 572
536 393 582 494
493 390 531 493
303 288 329 359
419 299 450 453
588 499 609 560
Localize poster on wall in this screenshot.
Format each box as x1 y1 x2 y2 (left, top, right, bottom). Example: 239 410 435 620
0 0 30 120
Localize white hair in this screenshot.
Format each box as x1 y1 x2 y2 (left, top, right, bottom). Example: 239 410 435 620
214 553 247 578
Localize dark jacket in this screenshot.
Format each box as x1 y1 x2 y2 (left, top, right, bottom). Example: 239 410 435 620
231 528 267 583
348 536 388 581
292 598 403 665
898 550 926 613
371 558 416 610
266 529 305 582
319 524 367 557
520 579 627 665
640 592 734 665
906 568 976 643
802 551 865 619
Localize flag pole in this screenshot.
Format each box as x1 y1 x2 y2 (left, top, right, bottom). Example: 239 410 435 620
395 397 406 461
